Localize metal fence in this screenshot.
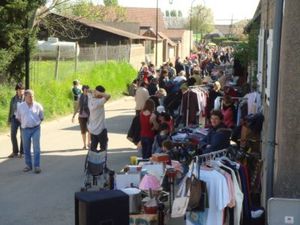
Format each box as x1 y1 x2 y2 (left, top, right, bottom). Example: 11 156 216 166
30 42 131 84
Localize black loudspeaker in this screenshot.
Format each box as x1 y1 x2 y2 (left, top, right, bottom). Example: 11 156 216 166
75 190 129 225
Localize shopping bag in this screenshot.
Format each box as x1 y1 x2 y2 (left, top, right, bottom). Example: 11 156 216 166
171 196 190 218
186 160 203 211
186 175 203 210
171 176 190 218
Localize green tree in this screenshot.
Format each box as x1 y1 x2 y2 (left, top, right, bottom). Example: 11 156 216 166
103 0 118 6
178 10 183 17
231 19 249 40
187 4 214 37
0 0 46 82
165 10 170 17
170 10 177 17
55 0 126 22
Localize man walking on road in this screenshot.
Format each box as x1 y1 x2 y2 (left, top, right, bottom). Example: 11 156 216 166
16 89 44 174
7 82 25 158
87 85 111 152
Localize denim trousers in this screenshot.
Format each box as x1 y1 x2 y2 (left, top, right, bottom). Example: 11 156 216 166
22 125 41 168
10 116 23 154
141 137 154 159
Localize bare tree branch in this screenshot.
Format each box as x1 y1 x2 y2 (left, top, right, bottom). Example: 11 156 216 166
41 13 90 40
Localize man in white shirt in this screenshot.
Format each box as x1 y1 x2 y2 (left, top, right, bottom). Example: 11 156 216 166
16 89 44 173
87 85 111 152
135 82 149 115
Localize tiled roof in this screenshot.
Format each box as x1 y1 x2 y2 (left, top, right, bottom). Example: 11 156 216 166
124 7 166 33
142 28 176 46
157 31 176 46
164 29 185 40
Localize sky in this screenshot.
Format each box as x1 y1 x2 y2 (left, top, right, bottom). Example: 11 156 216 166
93 0 260 24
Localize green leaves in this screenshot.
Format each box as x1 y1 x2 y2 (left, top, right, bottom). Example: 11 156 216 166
0 0 46 82
186 4 214 36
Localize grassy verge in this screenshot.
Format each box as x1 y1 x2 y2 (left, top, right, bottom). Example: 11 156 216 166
0 61 137 132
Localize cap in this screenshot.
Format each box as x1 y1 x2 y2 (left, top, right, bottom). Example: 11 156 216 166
157 106 165 114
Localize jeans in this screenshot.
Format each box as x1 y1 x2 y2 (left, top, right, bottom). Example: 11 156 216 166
91 129 108 151
141 137 154 159
22 125 41 168
10 116 23 154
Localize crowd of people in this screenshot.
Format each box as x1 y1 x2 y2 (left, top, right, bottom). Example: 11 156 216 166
6 44 261 176
127 44 261 162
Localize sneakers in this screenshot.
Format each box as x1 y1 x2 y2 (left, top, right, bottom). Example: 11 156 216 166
8 153 18 158
34 167 41 174
22 166 41 174
18 153 24 158
23 166 32 172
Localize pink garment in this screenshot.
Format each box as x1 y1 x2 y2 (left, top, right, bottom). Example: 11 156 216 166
222 107 235 128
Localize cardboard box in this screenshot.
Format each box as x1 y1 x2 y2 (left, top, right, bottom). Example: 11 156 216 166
142 163 165 180
151 153 170 164
115 173 141 189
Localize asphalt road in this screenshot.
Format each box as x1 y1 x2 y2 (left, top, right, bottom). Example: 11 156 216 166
0 96 184 225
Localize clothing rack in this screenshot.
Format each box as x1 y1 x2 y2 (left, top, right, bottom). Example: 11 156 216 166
219 96 247 101
195 148 229 162
184 85 209 126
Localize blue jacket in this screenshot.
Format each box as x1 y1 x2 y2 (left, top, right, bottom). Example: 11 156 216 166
202 123 231 153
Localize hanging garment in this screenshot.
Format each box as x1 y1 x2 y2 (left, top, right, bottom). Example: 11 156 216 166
244 92 261 114
186 169 230 225
181 91 199 126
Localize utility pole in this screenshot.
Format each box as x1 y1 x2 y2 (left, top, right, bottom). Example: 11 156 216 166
155 0 158 66
189 0 196 54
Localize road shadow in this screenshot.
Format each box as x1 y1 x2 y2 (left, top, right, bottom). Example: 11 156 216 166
60 115 134 135
61 125 80 131
106 115 133 135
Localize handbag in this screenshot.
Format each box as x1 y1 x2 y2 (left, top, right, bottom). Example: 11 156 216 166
186 160 203 211
171 176 190 218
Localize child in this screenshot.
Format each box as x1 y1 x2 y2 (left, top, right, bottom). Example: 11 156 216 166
159 112 174 133
152 122 170 154
72 80 81 115
161 140 178 165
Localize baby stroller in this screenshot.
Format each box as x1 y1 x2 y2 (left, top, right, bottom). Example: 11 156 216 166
81 149 114 191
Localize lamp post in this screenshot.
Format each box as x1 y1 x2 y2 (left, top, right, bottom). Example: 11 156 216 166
189 0 196 55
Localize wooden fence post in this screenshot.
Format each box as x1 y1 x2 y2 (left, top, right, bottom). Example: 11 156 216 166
74 42 78 73
119 40 121 61
55 45 60 80
94 42 97 64
105 41 108 63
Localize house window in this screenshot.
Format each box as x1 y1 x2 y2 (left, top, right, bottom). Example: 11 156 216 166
265 29 273 105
